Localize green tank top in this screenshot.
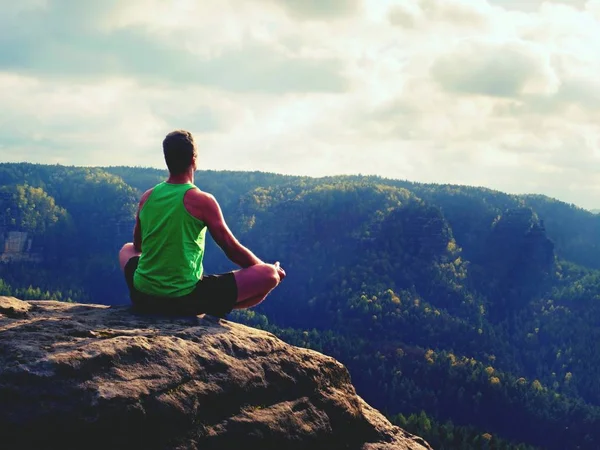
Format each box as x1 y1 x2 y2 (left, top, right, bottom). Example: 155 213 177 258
133 182 206 297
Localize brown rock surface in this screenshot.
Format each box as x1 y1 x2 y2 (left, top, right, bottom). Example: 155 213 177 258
0 297 432 450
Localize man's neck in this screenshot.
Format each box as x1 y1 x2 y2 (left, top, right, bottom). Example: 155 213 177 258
166 170 194 185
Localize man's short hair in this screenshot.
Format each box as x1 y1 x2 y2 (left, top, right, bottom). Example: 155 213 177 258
163 130 197 175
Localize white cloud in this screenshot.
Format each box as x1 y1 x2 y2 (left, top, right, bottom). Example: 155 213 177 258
389 0 498 32
0 0 350 93
431 39 559 97
258 0 362 20
0 0 600 208
489 0 588 12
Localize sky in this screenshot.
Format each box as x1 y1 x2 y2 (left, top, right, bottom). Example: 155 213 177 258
1 0 599 209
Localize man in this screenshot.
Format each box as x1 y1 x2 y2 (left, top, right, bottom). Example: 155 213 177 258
118 129 286 316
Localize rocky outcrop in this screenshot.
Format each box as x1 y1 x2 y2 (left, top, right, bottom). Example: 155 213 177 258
0 297 431 450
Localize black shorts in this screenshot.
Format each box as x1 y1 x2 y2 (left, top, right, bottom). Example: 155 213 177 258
124 256 238 317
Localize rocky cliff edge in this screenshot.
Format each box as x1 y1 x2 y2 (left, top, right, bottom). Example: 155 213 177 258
0 297 431 450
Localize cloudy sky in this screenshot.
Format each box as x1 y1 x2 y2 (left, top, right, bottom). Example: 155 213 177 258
1 1 599 208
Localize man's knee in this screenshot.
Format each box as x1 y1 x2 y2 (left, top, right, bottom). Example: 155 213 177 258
233 263 281 302
118 243 138 271
257 263 280 289
120 243 135 254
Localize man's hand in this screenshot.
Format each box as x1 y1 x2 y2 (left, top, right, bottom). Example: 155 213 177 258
274 261 286 281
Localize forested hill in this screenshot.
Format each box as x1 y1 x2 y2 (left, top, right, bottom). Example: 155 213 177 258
3 162 600 449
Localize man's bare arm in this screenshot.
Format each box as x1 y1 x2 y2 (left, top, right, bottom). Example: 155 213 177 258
133 189 153 253
189 190 263 268
133 216 142 252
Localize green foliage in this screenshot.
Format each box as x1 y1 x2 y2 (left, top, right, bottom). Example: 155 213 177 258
232 310 599 449
0 163 137 304
5 163 600 449
0 184 69 235
391 411 538 450
0 276 79 302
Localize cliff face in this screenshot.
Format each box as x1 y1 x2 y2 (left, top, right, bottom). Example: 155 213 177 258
0 297 431 450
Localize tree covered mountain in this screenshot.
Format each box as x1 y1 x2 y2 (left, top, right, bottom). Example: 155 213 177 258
3 163 600 449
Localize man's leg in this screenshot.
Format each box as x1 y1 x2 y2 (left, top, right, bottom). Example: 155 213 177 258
232 263 281 309
233 294 268 310
119 243 141 271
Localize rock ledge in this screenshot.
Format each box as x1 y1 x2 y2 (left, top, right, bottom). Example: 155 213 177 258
0 297 431 450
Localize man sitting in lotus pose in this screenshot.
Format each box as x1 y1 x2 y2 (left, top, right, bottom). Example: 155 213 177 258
119 130 286 316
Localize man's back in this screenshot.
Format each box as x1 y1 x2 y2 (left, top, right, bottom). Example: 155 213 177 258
133 182 206 297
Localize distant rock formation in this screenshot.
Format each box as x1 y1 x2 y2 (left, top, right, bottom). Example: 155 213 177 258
0 231 41 263
0 297 431 450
